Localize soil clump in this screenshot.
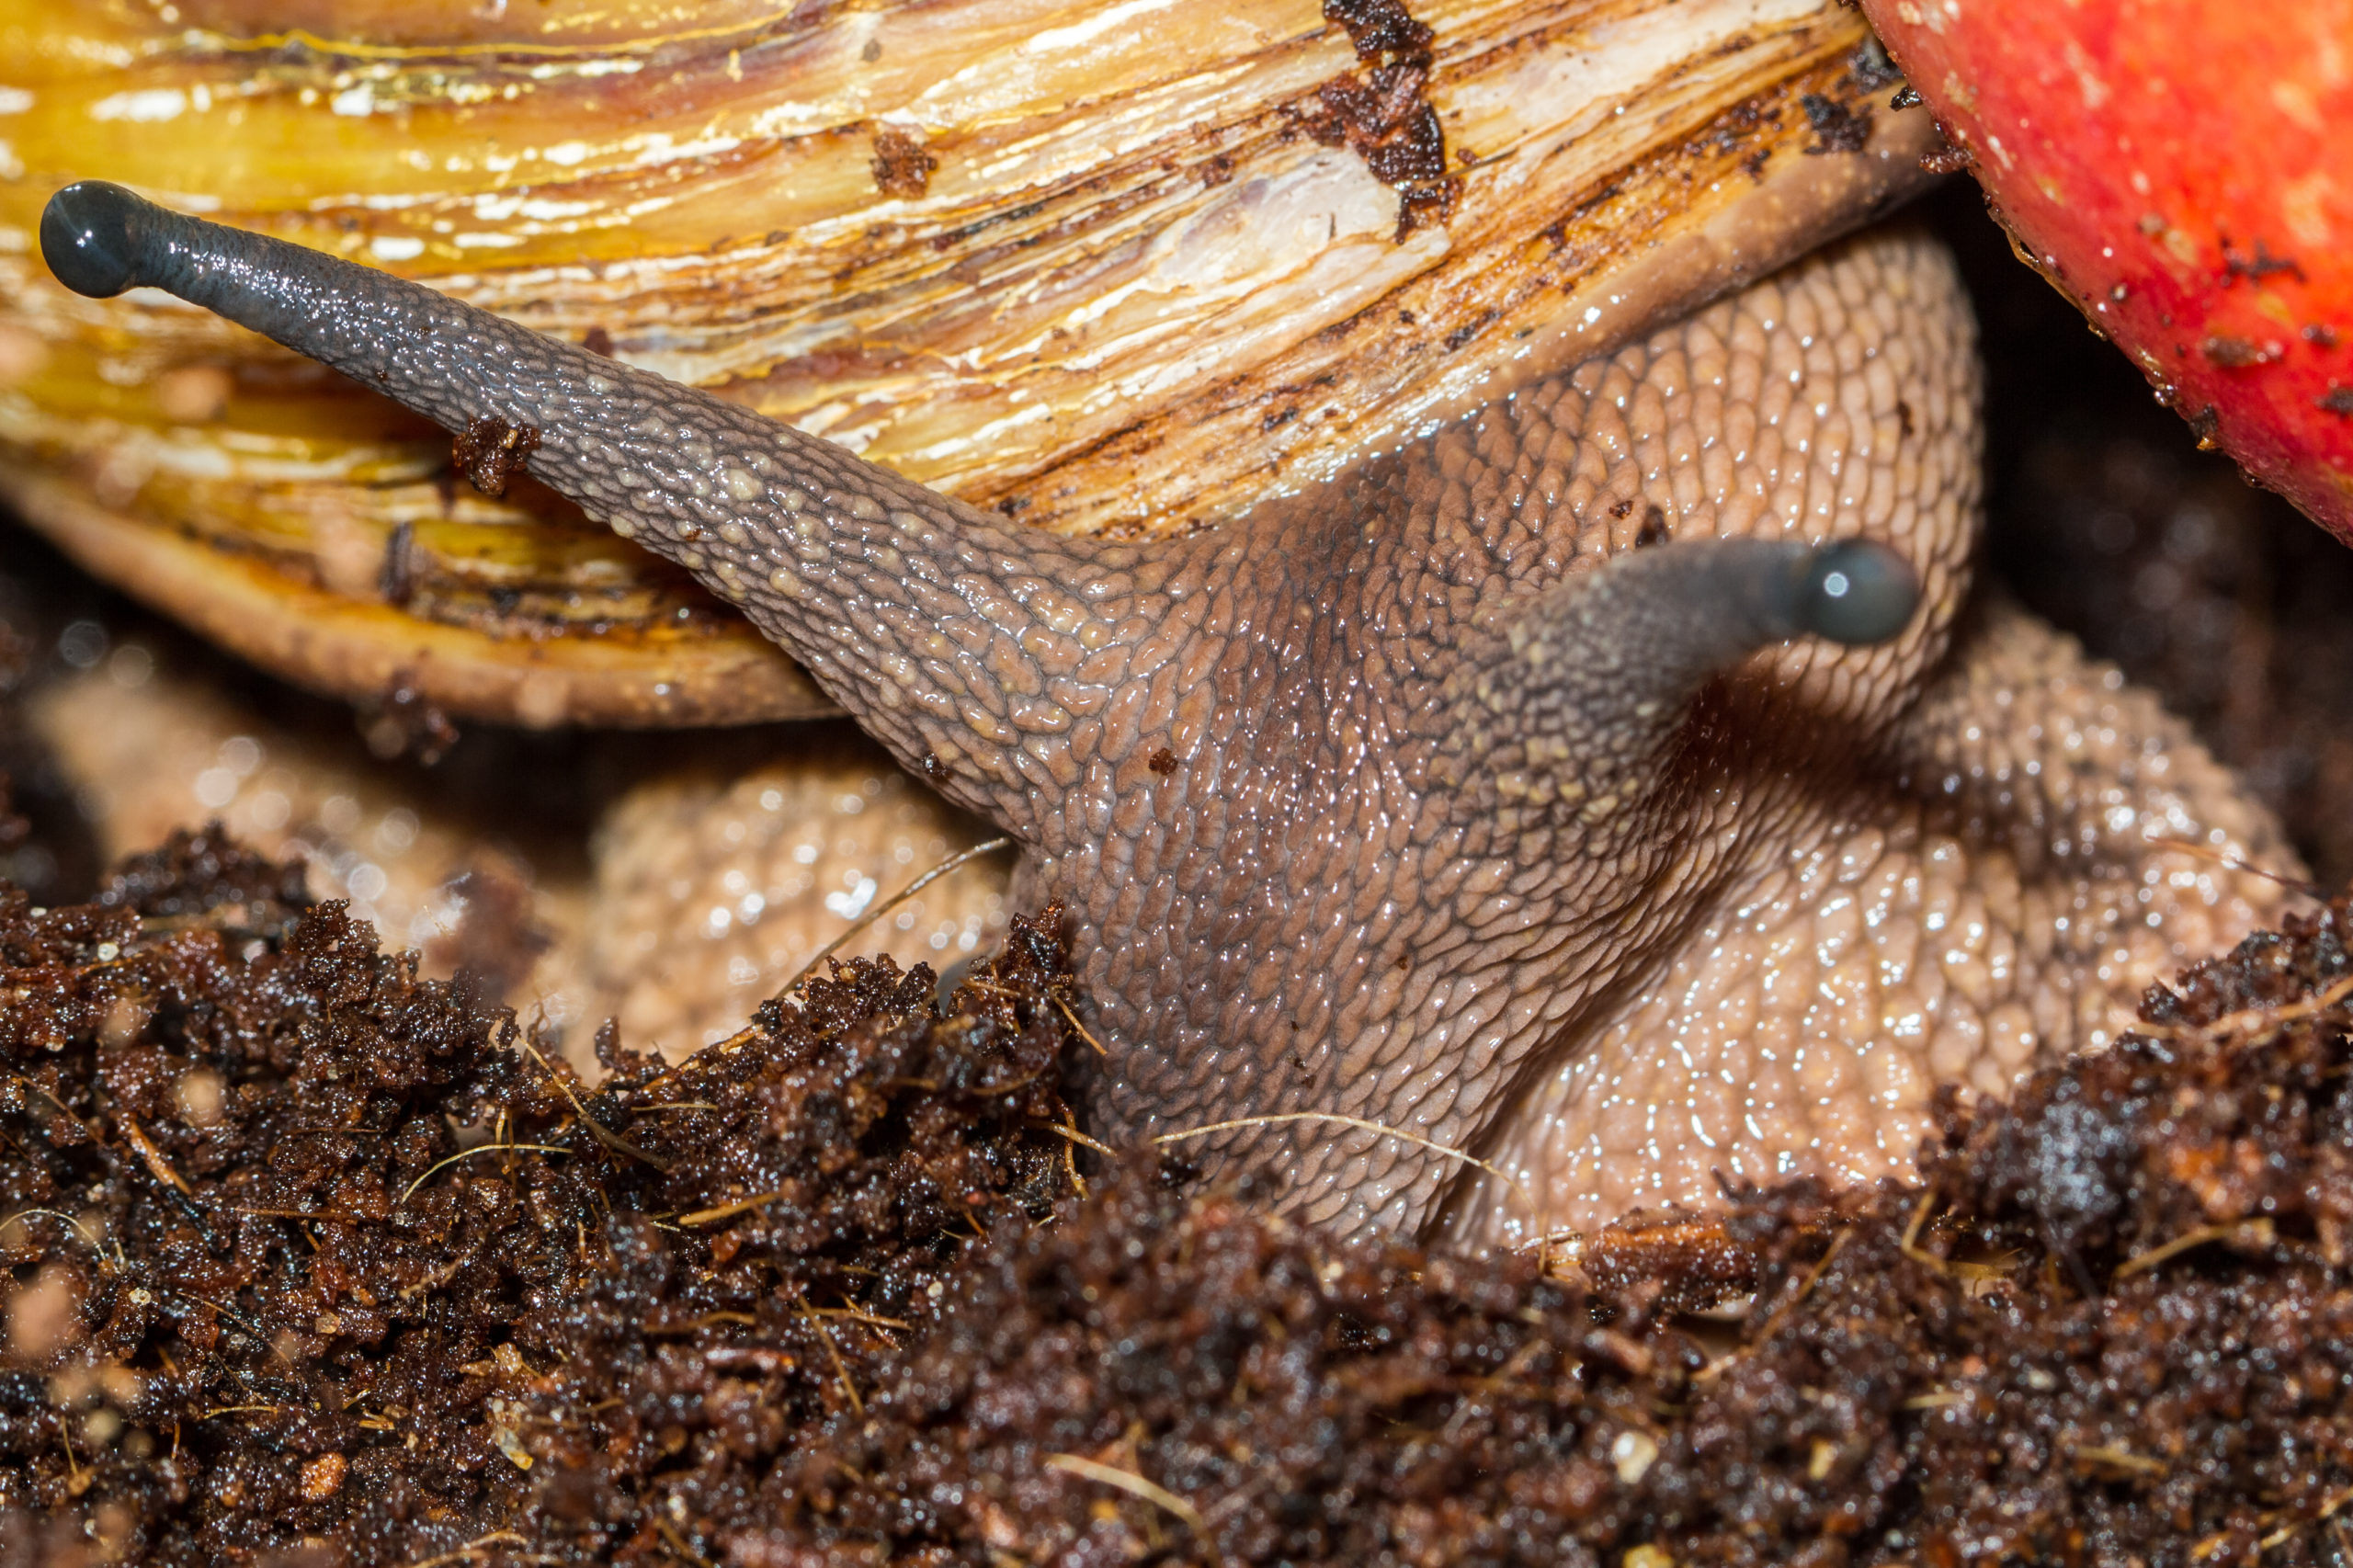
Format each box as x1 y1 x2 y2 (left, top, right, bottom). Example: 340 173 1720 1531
0 816 2349 1565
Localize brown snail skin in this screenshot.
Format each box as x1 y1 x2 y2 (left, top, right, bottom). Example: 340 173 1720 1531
38 176 2298 1245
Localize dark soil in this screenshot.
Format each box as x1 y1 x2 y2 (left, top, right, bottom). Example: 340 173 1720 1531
0 824 1092 1565
3 808 2353 1565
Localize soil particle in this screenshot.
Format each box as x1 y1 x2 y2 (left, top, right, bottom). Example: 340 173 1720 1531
92 822 312 926
1321 0 1432 62
870 128 938 200
425 852 547 996
356 676 461 767
1442 310 1495 350
1847 40 1902 95
2222 239 2304 286
2201 335 2274 369
1920 142 1972 176
1800 93 1871 154
1302 0 1461 240
450 416 541 500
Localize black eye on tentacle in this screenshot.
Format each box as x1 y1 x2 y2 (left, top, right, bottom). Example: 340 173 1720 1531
1792 539 1918 645
41 180 153 300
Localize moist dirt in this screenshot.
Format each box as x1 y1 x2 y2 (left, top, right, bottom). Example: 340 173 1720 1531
0 797 2349 1565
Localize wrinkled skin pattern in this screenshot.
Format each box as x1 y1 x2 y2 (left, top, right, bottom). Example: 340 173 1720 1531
41 183 2297 1242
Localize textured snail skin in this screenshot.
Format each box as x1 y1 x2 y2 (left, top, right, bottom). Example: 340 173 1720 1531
40 180 2297 1241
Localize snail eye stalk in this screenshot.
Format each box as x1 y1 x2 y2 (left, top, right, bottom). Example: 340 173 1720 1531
1514 535 1921 682
1446 534 1920 827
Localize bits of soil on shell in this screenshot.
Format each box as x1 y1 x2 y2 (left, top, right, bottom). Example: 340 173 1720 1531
4 801 2353 1563
1799 92 1872 155
1302 0 1460 240
870 128 938 200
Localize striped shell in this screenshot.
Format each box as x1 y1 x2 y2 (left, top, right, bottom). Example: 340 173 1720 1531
0 0 1928 726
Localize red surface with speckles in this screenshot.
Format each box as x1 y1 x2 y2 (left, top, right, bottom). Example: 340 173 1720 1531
1862 0 2353 540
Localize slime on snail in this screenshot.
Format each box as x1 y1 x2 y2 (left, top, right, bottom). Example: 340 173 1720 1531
36 176 2297 1244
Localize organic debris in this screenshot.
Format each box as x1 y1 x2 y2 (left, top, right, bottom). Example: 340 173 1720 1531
869 128 938 199
1302 0 1460 238
450 417 541 500
0 834 1086 1565
1 823 2352 1563
703 897 2353 1566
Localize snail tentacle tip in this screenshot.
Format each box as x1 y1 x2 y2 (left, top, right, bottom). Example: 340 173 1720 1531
1794 538 1918 645
40 179 154 300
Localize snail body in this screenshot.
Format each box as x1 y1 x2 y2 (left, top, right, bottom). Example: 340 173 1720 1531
7 0 2302 1240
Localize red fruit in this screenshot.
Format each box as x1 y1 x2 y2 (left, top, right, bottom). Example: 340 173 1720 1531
1859 0 2353 541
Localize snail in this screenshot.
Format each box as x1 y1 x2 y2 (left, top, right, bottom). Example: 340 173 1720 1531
2 0 2300 1244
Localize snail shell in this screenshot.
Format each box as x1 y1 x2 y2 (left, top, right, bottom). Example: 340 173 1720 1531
0 0 1933 728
